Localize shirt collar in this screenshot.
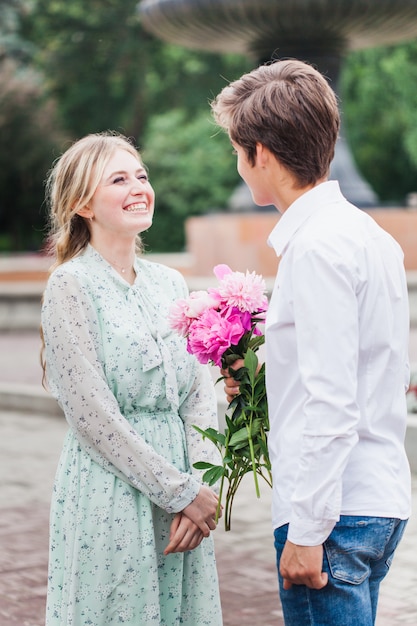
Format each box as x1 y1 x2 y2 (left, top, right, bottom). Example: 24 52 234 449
267 180 343 256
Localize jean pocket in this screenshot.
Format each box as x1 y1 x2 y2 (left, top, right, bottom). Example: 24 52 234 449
324 517 392 585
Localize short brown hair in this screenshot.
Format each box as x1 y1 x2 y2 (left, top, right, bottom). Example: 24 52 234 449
211 59 340 187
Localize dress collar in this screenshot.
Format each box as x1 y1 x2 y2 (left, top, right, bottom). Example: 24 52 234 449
85 244 141 289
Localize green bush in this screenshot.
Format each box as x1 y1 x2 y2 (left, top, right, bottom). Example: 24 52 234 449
141 109 240 252
0 59 66 250
341 42 417 203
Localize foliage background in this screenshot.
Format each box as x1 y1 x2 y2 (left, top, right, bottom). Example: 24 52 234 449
1 0 417 252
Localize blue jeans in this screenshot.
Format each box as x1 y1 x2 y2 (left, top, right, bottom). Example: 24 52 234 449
274 516 407 626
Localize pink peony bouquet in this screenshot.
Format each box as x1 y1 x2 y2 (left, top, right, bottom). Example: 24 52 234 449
169 264 271 530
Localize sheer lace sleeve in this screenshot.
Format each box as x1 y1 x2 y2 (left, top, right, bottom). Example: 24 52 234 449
42 269 200 513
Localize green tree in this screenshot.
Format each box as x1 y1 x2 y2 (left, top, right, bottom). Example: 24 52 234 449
141 109 241 252
0 0 34 62
23 0 150 137
20 0 250 251
24 0 250 138
341 41 417 203
0 1 65 250
0 59 66 249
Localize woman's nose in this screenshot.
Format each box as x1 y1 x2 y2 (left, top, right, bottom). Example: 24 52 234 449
130 181 145 194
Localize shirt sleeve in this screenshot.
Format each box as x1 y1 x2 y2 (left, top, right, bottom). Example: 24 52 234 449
287 248 360 545
41 270 200 514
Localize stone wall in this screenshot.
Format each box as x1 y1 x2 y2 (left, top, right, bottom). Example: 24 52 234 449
186 209 417 276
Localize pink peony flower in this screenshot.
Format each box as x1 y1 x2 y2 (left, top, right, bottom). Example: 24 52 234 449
213 264 233 281
217 269 268 313
222 306 253 333
169 265 268 367
187 307 247 366
168 291 220 337
168 299 193 337
185 290 221 317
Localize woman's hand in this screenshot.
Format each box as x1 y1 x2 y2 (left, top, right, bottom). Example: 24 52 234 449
164 513 204 555
182 485 221 536
221 358 245 403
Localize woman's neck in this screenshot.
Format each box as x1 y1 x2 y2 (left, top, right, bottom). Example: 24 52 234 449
89 240 137 284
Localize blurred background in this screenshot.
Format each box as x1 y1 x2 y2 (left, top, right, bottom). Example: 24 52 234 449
1 0 417 256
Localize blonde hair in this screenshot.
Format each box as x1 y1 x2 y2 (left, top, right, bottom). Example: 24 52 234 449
45 131 144 269
211 59 340 187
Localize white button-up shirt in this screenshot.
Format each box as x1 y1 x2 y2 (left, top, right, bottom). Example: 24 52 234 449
266 180 411 546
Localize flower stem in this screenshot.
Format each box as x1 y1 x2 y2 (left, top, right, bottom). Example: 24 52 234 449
246 422 260 498
215 473 225 523
216 428 231 524
225 471 245 530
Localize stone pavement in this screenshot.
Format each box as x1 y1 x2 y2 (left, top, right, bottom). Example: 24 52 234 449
1 331 417 625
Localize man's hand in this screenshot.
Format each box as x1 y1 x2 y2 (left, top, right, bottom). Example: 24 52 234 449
279 540 328 590
182 485 220 537
221 359 245 403
164 513 204 555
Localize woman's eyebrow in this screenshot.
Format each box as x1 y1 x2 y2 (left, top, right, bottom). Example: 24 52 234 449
104 167 146 181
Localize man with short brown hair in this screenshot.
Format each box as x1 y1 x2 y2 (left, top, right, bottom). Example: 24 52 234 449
213 59 411 626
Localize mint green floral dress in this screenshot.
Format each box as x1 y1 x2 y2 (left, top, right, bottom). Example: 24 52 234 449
42 245 223 626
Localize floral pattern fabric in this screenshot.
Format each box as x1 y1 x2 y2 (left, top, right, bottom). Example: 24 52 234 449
42 245 223 625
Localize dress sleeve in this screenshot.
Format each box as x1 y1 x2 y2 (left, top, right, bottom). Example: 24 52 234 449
179 361 223 488
41 270 200 514
168 268 223 488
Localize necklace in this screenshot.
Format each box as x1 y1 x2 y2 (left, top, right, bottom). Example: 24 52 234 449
112 260 134 275
102 254 134 275
112 262 127 274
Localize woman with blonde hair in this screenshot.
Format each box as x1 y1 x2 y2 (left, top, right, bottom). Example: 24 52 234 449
41 131 223 625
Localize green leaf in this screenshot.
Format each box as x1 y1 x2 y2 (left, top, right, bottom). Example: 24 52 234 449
248 334 265 351
230 404 247 425
229 366 248 382
258 439 271 465
229 426 249 447
202 465 226 485
223 353 244 368
244 348 258 386
193 425 226 446
225 414 235 430
193 461 215 470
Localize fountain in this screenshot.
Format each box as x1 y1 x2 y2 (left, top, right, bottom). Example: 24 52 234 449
138 0 417 208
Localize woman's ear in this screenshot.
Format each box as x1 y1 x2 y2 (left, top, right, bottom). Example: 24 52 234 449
76 206 94 219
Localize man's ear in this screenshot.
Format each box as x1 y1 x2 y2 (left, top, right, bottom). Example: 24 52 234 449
255 142 270 168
